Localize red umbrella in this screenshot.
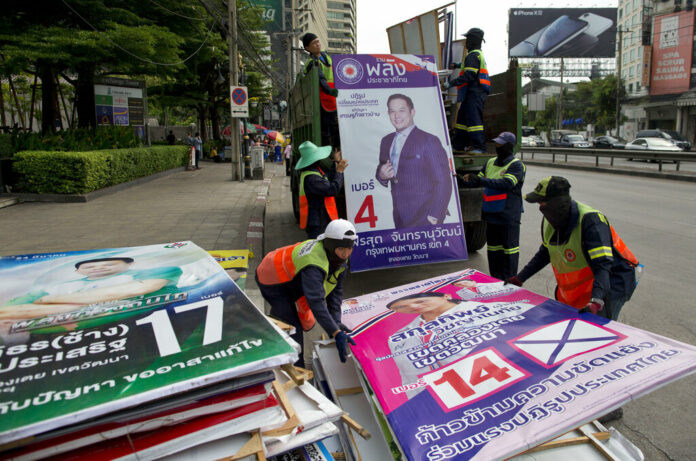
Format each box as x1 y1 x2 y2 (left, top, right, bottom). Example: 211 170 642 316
265 131 286 143
254 124 269 132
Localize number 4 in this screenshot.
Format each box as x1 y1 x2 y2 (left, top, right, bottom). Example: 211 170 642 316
354 195 378 228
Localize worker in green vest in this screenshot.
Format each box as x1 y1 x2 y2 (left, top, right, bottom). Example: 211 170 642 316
256 219 357 368
302 33 340 148
459 132 525 280
296 141 348 239
507 176 638 319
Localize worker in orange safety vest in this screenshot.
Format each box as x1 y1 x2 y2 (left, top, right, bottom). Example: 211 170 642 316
302 33 340 148
256 219 357 368
296 141 347 239
506 176 639 320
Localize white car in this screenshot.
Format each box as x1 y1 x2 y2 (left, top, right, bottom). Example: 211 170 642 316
521 136 537 147
625 138 682 152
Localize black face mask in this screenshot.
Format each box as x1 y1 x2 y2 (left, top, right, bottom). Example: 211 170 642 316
467 38 482 51
496 143 513 159
539 196 571 231
318 157 334 171
322 238 353 267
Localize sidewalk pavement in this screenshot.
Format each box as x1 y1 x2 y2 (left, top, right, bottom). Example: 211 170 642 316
0 159 288 308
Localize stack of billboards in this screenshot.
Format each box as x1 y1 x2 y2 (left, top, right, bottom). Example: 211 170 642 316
0 242 326 459
339 269 696 460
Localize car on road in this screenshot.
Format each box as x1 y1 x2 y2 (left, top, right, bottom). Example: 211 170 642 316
556 134 591 148
531 135 546 147
521 136 537 147
635 129 691 151
593 136 625 149
624 137 682 161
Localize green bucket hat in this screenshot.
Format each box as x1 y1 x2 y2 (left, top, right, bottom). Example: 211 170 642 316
296 141 332 170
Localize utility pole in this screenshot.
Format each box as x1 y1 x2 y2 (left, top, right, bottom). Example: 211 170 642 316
615 27 625 138
557 58 564 129
228 0 243 182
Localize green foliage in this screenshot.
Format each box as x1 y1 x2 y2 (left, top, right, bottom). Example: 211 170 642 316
13 146 188 194
0 134 13 158
9 126 140 155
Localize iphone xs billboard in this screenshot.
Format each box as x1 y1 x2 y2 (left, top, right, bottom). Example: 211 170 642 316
509 8 617 58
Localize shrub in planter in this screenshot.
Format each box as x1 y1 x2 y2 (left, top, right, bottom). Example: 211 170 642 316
13 146 188 194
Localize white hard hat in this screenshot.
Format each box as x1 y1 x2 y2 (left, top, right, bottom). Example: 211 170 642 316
317 219 358 241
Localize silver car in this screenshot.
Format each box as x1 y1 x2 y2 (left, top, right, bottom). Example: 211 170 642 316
625 137 682 151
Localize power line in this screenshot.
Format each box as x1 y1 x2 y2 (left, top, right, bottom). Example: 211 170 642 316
149 0 208 21
61 0 216 67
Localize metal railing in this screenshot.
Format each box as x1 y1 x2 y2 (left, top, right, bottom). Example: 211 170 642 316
519 146 696 172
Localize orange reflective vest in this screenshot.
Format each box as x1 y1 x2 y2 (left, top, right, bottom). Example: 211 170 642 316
305 52 336 112
299 168 339 230
256 240 344 331
457 49 491 97
543 202 638 308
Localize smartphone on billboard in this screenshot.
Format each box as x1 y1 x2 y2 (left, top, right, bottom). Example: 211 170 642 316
535 15 589 56
578 12 614 37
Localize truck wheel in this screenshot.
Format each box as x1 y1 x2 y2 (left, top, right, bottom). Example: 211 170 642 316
464 221 487 252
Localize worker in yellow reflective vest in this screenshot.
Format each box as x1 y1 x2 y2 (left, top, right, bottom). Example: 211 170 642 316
507 176 639 320
459 132 525 280
256 219 357 367
442 28 490 153
302 33 340 148
296 141 348 239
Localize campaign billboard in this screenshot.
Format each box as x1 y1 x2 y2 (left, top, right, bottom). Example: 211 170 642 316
332 54 467 272
0 242 297 444
650 10 694 96
509 8 617 58
341 269 696 460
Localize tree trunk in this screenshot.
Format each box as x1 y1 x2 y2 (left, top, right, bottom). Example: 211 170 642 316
38 63 58 134
29 73 37 131
75 63 96 129
8 75 26 129
198 104 208 144
0 77 7 129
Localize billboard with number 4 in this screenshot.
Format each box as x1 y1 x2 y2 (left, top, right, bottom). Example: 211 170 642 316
333 54 467 272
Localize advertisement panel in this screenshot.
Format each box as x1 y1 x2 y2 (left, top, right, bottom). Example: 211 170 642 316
0 242 297 444
94 78 146 137
332 54 467 272
341 270 696 460
509 8 617 58
650 10 694 95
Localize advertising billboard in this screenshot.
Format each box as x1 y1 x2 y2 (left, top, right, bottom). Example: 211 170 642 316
650 10 694 96
509 8 617 58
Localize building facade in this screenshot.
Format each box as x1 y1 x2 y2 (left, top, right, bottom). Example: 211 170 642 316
295 0 356 56
619 0 696 144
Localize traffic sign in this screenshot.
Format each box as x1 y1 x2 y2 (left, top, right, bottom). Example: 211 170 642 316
230 86 249 118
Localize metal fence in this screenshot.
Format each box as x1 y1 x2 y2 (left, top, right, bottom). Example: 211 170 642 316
519 147 696 172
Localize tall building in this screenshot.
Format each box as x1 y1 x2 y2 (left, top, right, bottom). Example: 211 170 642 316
617 0 651 140
619 0 696 142
295 0 357 56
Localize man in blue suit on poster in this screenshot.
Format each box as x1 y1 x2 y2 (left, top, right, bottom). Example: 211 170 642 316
375 93 452 228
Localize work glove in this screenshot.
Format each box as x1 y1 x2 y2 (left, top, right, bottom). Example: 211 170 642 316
335 331 356 363
442 80 451 90
329 88 339 97
579 300 604 315
338 322 352 333
504 275 523 287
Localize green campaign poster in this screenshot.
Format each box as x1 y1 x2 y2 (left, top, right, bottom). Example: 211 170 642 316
0 242 297 444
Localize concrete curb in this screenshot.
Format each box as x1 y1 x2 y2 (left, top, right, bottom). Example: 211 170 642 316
0 166 187 203
522 160 696 182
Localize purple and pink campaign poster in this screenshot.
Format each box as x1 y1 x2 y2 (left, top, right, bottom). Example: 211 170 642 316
333 54 467 272
341 270 696 460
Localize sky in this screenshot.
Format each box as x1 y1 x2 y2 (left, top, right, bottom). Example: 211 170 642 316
356 0 619 76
